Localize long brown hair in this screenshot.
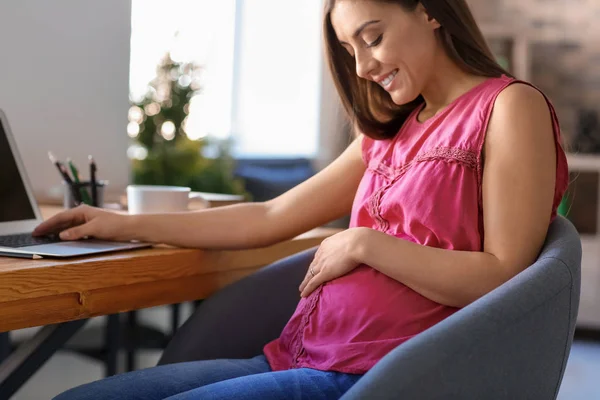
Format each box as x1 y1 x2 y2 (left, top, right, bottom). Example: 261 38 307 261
323 0 512 139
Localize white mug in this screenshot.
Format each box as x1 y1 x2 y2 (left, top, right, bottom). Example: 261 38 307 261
126 185 191 214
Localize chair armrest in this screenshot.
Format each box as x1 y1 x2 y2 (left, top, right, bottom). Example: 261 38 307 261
343 252 579 400
158 247 318 365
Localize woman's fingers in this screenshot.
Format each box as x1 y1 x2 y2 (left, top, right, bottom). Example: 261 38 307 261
299 261 321 294
299 270 312 293
300 271 326 298
299 251 322 293
59 221 96 240
32 207 88 236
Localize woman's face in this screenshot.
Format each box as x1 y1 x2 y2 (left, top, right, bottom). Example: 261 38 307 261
330 1 440 105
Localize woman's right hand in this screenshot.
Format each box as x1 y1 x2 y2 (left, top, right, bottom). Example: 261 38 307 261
32 205 136 242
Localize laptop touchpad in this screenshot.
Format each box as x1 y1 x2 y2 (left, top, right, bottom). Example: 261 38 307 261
22 240 145 256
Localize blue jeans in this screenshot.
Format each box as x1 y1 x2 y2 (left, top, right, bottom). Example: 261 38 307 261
53 355 362 400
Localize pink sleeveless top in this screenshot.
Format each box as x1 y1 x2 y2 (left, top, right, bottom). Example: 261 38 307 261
263 75 569 374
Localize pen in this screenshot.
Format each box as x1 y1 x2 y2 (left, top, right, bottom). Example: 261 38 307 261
67 158 92 205
48 151 82 205
0 251 43 260
89 155 98 207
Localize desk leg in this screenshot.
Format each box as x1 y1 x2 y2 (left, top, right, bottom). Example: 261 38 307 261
0 319 88 399
171 304 181 336
105 314 120 377
126 311 137 372
0 332 9 362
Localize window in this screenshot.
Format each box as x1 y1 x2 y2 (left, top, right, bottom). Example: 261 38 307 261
130 0 323 158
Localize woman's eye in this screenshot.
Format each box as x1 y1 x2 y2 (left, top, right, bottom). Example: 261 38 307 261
366 34 383 48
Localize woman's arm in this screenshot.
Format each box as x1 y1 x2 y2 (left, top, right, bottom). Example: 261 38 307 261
353 84 557 308
35 137 366 250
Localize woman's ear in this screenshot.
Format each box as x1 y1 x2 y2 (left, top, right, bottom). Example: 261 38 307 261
416 3 441 30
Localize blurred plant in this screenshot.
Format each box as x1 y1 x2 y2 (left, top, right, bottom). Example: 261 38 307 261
127 52 246 195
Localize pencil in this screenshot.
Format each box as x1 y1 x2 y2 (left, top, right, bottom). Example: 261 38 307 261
0 251 43 260
48 152 82 205
67 158 92 205
89 155 98 207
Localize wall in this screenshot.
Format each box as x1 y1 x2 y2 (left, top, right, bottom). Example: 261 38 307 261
315 56 351 172
0 0 132 202
467 0 600 145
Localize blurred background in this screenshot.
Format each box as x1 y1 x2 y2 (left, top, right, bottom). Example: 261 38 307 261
0 0 599 398
0 0 348 209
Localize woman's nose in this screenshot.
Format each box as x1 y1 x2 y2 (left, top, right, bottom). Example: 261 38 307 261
355 51 377 80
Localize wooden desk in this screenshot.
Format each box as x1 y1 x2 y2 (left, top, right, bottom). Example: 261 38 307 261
0 206 340 397
0 207 339 332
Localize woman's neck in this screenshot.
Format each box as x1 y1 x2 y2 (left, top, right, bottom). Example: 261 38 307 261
419 55 490 118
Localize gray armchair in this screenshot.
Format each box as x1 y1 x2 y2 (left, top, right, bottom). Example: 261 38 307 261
159 216 581 400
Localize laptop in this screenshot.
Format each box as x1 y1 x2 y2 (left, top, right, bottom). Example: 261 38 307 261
0 109 151 258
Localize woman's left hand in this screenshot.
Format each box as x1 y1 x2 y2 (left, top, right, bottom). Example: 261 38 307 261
299 228 367 298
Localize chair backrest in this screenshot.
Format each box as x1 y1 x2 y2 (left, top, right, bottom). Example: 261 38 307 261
536 215 582 337
160 216 582 399
342 216 582 400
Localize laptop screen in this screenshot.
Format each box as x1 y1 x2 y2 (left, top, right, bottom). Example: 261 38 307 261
0 120 36 222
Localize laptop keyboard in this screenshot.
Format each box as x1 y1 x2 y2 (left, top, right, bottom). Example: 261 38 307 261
0 233 62 248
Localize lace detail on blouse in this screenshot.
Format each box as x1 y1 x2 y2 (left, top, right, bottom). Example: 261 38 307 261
367 147 478 232
290 286 323 368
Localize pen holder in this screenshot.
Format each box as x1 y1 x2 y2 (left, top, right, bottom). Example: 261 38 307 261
62 180 107 209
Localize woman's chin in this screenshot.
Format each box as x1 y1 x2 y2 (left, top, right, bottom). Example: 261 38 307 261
389 90 418 106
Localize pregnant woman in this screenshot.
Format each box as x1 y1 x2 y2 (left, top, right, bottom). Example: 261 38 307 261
38 0 568 399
